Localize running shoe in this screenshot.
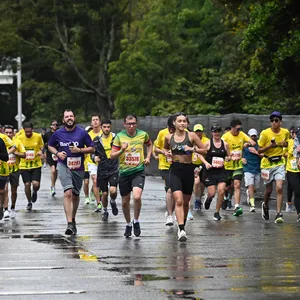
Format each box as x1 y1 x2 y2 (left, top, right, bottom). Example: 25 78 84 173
204 197 212 210
85 197 90 205
227 200 232 209
165 215 174 226
43 163 47 169
124 225 132 237
50 187 56 197
133 221 141 237
213 212 222 221
274 213 284 224
73 221 77 234
90 189 96 202
94 202 102 212
102 211 109 221
286 202 293 212
110 200 118 216
261 202 269 220
250 206 256 213
65 222 76 235
31 191 37 203
10 209 16 219
233 206 243 217
193 199 201 211
0 208 3 220
3 210 10 220
221 200 228 210
297 215 300 223
26 202 32 211
187 211 194 220
178 230 187 242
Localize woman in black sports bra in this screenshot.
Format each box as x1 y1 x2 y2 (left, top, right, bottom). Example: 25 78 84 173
199 125 230 221
164 112 206 242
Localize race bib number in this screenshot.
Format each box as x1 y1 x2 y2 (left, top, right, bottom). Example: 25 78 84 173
26 150 35 160
8 154 16 164
125 153 140 166
231 150 242 160
67 157 81 170
261 169 270 181
291 159 298 170
212 157 224 168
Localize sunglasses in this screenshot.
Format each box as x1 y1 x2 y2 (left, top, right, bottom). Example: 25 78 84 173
270 118 280 123
125 122 137 126
236 127 242 131
52 123 58 126
4 125 14 129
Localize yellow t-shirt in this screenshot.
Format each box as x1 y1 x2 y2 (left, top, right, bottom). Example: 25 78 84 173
222 131 251 170
102 133 115 158
286 138 299 173
258 127 289 169
0 133 14 176
84 130 102 167
155 128 171 170
8 137 26 173
18 132 44 170
192 136 210 165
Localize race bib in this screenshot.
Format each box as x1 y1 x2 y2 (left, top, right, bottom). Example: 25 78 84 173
25 150 35 160
261 169 270 181
52 154 58 161
8 153 16 164
231 150 242 161
212 157 224 168
67 157 81 170
125 152 140 166
291 159 298 170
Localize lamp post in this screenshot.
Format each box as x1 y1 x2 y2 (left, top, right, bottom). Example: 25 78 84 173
16 57 23 130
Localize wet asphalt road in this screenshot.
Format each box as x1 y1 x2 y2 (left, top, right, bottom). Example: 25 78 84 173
1 168 300 299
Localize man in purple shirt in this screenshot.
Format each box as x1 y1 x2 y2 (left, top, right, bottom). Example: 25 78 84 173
48 109 94 235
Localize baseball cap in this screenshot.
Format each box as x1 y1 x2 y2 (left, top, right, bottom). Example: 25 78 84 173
193 124 204 132
211 124 222 132
248 128 258 136
269 111 282 120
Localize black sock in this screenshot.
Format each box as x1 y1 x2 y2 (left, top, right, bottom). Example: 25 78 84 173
184 219 187 226
4 207 8 211
11 205 15 210
179 224 185 231
72 218 75 223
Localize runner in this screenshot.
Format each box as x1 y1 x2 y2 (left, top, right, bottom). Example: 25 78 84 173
0 136 9 220
111 114 152 238
85 115 103 211
48 109 94 235
92 120 119 221
153 115 175 226
222 119 255 217
242 128 262 213
18 122 44 210
43 120 59 196
164 112 205 241
199 124 230 220
258 111 289 223
3 125 26 219
192 124 209 211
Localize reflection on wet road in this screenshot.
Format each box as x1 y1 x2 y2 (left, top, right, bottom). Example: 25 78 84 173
1 173 300 299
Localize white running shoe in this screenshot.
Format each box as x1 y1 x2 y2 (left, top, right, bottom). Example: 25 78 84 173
178 230 187 242
286 202 293 212
3 210 10 220
50 187 56 197
85 197 90 204
187 211 194 220
165 215 174 226
10 209 16 219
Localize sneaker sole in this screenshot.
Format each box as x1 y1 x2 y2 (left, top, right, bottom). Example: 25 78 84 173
261 203 269 220
213 217 222 221
165 222 174 226
178 236 187 242
275 218 284 224
65 229 75 235
233 210 243 217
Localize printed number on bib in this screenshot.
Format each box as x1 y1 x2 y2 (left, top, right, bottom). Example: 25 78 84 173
291 159 298 170
261 169 270 181
125 153 140 166
231 150 241 161
212 157 224 168
26 150 35 160
8 154 16 164
67 157 81 170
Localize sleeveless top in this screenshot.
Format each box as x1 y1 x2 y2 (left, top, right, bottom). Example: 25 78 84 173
206 138 226 169
170 132 193 155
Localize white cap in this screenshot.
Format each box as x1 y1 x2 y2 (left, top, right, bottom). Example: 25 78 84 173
85 125 91 131
248 128 258 136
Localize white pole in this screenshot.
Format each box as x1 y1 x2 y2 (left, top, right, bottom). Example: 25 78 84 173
16 57 22 130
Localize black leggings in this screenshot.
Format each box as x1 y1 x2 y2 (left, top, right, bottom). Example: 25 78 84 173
287 171 300 214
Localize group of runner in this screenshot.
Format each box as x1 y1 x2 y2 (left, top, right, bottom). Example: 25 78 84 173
0 110 300 243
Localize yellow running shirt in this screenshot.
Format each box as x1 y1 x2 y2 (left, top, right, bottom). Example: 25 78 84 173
286 138 299 173
0 133 14 176
258 127 289 169
84 130 102 167
8 137 26 173
18 132 44 170
222 131 251 170
155 128 171 170
112 129 151 176
192 136 209 165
